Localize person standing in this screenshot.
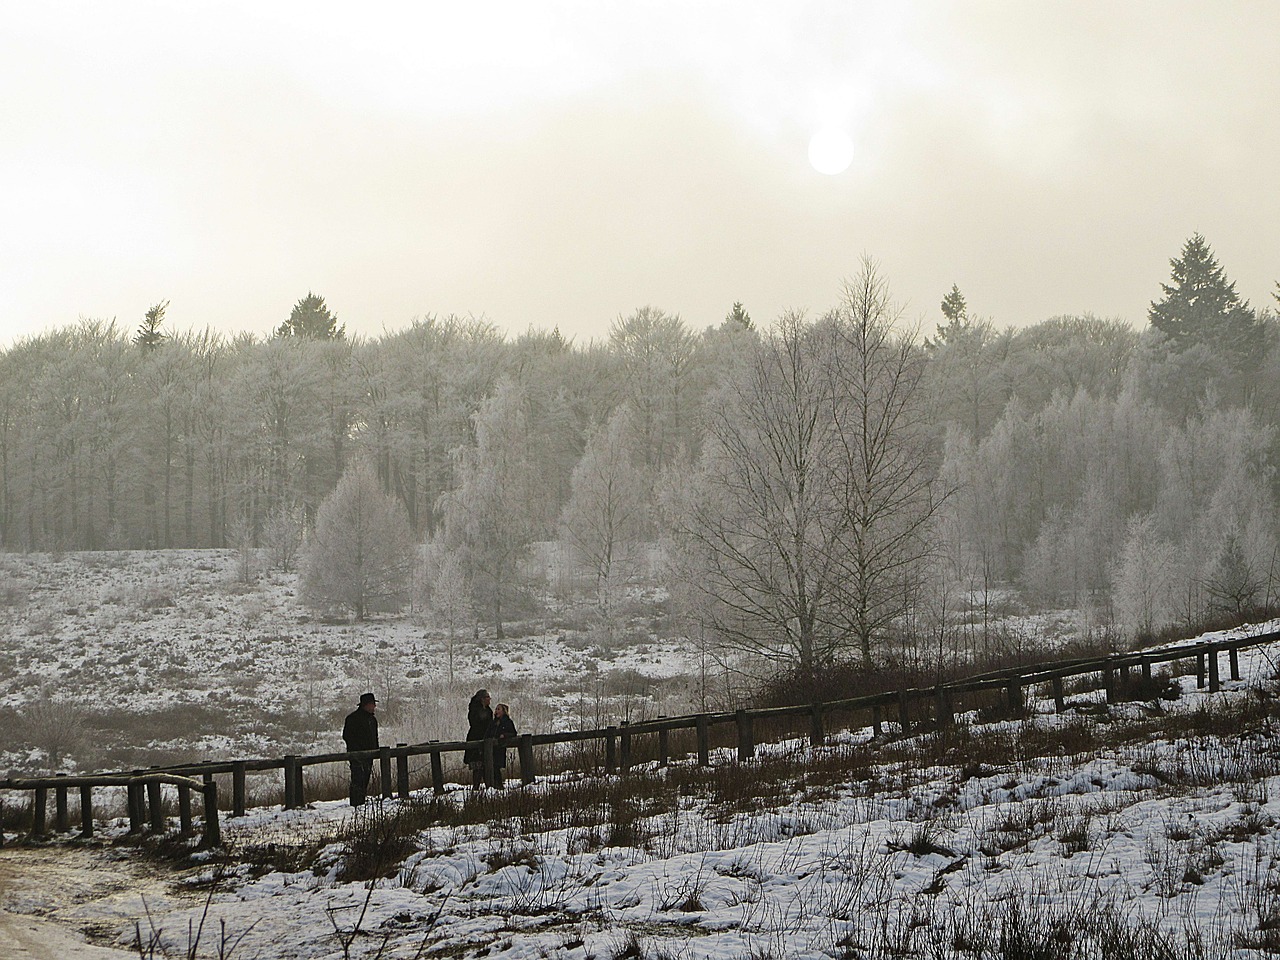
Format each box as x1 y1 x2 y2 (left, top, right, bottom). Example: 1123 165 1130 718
463 689 492 789
343 692 379 806
487 703 518 789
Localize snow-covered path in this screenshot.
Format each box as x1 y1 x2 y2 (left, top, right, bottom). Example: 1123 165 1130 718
0 847 153 958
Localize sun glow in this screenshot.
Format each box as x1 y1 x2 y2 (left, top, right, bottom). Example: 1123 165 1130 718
807 125 856 175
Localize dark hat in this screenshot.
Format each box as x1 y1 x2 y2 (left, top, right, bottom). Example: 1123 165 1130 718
359 692 377 705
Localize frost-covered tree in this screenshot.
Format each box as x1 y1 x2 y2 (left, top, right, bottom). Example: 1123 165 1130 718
830 259 943 666
609 307 698 473
559 404 649 623
437 380 540 638
301 461 413 619
263 502 305 573
680 310 848 675
428 546 472 682
1112 515 1183 639
679 259 941 675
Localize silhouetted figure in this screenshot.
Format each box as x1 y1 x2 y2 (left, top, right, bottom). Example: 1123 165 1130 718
343 692 379 806
488 702 518 789
463 689 492 789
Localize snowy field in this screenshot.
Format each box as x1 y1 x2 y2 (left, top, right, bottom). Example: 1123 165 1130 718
2 551 1280 958
0 549 697 773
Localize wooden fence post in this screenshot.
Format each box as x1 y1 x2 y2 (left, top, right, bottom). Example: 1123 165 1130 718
127 779 144 834
1141 657 1152 686
1229 645 1241 681
32 786 48 839
483 738 497 787
79 785 94 839
1103 668 1116 704
604 727 617 774
898 689 911 734
695 715 710 766
200 781 220 849
55 775 69 833
283 756 298 809
1196 653 1205 689
871 705 883 738
429 743 445 795
619 722 632 772
1052 676 1065 713
809 704 825 747
736 710 755 761
933 688 950 727
1208 645 1220 693
396 745 410 800
1006 677 1023 718
518 734 536 785
379 747 393 800
178 784 193 836
657 718 670 767
147 780 165 832
232 761 247 817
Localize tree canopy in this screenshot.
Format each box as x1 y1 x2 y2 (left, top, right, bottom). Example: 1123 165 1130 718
1149 234 1262 372
277 292 346 340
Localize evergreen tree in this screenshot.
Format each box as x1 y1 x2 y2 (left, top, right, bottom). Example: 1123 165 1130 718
925 284 972 351
276 292 346 340
941 284 968 324
725 301 753 330
135 300 169 351
1149 234 1261 371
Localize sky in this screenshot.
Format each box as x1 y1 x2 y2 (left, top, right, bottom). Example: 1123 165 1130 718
2 1 1278 348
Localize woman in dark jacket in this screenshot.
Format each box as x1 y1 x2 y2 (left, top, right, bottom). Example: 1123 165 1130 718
463 689 492 788
487 703 518 788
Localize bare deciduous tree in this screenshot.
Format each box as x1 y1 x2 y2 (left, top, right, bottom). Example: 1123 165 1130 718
677 258 943 676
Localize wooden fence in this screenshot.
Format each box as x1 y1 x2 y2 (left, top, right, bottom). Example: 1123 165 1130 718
2 629 1276 847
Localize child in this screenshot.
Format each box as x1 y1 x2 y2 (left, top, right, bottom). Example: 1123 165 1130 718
487 703 518 788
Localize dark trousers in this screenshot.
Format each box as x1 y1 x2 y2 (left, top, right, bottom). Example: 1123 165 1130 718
349 759 373 806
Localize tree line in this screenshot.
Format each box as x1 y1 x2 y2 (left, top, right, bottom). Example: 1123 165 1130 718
3 237 1279 673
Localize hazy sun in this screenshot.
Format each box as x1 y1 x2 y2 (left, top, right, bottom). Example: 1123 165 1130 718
808 126 855 175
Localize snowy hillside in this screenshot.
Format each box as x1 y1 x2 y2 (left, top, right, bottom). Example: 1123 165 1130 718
2 624 1278 959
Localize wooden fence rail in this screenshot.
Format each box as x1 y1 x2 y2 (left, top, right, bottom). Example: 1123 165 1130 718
2 629 1275 845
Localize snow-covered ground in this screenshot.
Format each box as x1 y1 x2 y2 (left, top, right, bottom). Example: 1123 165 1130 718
3 551 1280 958
0 549 698 773
2 629 1277 958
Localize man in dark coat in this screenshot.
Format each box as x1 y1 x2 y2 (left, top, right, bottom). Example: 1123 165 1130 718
343 692 379 806
463 689 492 789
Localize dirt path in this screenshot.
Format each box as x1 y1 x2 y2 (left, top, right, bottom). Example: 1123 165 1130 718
0 846 154 958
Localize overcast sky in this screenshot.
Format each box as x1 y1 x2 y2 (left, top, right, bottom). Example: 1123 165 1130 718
2 1 1277 347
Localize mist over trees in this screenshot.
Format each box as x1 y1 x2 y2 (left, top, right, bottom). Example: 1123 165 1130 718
3 236 1278 668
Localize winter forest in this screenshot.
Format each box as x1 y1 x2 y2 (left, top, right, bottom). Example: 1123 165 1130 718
4 236 1279 681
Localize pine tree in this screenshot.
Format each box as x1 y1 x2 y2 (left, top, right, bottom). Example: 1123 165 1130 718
925 285 971 350
725 302 753 330
135 300 169 351
1149 234 1261 371
276 292 346 340
941 284 968 324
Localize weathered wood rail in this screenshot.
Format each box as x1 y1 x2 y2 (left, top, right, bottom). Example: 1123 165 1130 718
2 629 1275 845
0 772 220 847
